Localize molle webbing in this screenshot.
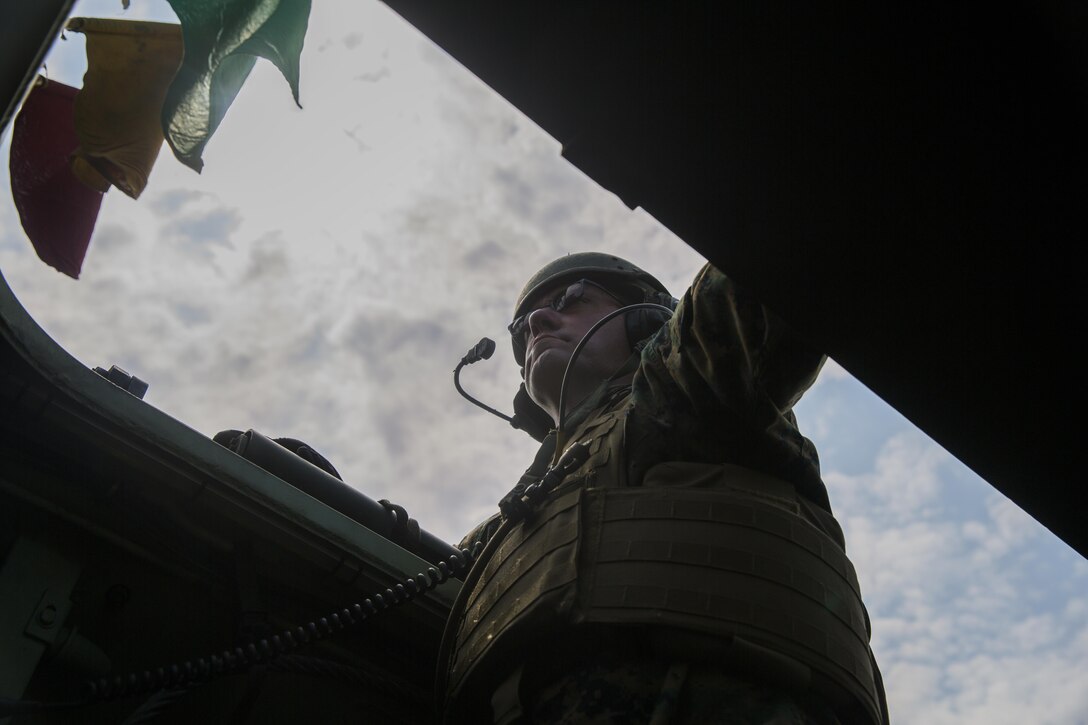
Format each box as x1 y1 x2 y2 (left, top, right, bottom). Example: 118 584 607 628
448 470 884 724
577 484 883 725
448 488 582 699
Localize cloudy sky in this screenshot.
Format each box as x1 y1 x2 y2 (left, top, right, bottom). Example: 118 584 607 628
1 2 1085 722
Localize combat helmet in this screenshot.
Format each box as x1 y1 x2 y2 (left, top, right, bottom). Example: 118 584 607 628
510 252 675 367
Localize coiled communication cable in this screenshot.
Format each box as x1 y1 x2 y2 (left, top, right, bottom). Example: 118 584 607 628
0 546 480 719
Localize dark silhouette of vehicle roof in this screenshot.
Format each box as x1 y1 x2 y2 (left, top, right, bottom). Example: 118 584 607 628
381 1 1086 558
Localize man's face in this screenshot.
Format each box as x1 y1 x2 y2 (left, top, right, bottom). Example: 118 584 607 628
517 279 631 419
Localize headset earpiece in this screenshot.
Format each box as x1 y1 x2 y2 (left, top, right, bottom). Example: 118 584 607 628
623 290 678 351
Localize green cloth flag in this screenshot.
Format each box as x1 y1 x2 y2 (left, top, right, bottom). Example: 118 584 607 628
163 0 311 172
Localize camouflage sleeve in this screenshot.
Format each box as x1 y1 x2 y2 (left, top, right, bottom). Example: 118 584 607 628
640 263 824 414
631 263 829 505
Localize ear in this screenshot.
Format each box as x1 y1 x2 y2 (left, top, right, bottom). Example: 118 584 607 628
519 366 526 379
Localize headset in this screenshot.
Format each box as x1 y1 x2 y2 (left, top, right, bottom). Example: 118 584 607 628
454 286 678 439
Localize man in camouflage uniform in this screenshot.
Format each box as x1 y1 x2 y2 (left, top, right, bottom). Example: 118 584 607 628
442 253 887 724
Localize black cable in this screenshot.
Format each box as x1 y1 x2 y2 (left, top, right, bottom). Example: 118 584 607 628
557 303 673 433
433 521 513 710
86 547 477 700
453 361 514 424
0 547 479 719
436 305 671 706
434 441 590 710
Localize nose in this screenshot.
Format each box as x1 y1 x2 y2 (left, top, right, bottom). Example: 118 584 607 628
526 305 561 339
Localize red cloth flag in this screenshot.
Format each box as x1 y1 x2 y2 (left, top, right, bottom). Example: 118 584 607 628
9 78 105 279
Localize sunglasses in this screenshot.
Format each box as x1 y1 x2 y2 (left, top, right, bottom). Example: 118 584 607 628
508 279 621 344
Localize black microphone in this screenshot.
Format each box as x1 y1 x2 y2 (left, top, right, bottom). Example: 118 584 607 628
460 337 496 366
454 337 514 424
454 337 554 440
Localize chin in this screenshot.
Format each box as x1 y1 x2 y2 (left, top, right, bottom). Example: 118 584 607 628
525 365 562 411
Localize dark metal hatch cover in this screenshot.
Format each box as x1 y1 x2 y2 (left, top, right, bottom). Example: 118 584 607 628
381 1 1087 558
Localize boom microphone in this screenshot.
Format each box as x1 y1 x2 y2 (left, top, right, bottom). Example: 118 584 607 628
460 337 496 365
454 337 514 424
454 337 554 441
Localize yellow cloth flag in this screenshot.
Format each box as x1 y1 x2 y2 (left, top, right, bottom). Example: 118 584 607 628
65 18 183 199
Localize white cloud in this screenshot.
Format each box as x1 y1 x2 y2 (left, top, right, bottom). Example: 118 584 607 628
821 431 1088 724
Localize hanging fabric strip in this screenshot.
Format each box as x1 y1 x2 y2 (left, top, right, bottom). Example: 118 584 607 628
163 0 312 172
65 17 183 199
9 78 105 279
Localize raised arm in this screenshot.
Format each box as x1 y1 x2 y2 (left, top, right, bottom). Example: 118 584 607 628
631 263 831 509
